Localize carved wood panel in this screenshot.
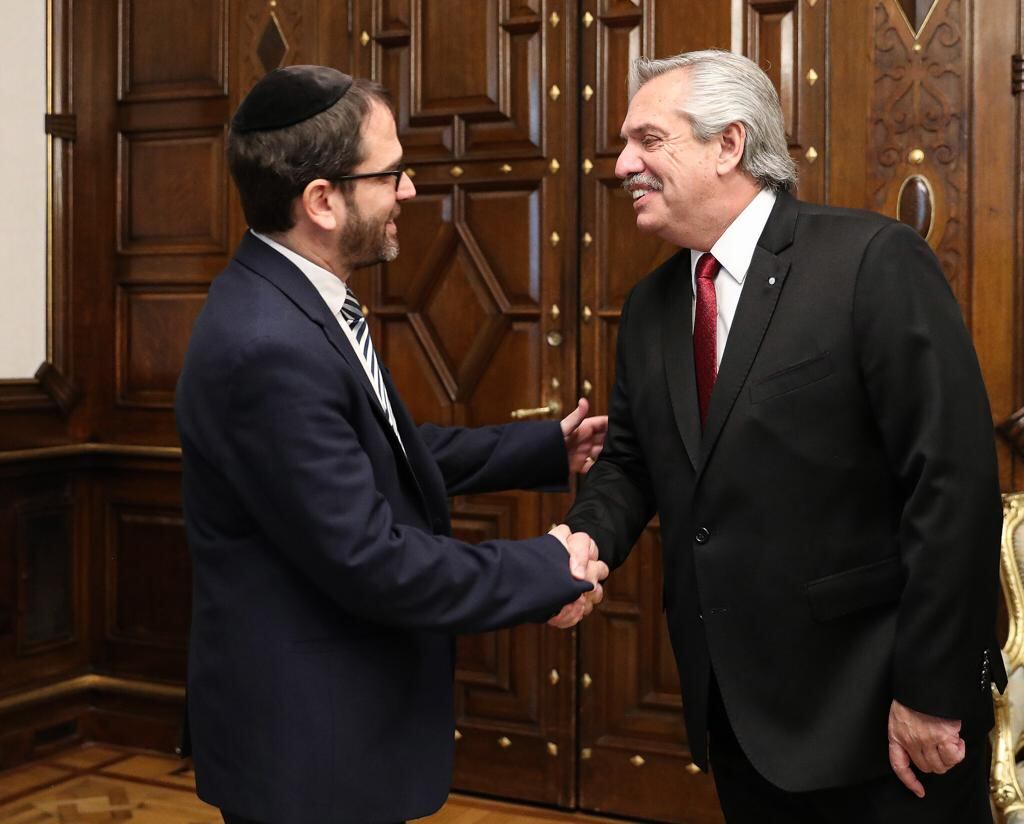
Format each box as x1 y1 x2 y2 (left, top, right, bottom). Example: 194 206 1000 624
102 3 232 437
739 0 826 203
117 129 227 255
17 497 75 654
355 0 580 806
869 0 969 310
118 0 228 101
95 467 188 683
115 286 207 407
0 461 88 698
105 505 191 646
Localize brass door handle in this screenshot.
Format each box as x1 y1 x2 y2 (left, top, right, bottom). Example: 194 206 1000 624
510 399 562 419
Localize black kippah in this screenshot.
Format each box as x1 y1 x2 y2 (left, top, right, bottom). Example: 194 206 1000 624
231 65 353 133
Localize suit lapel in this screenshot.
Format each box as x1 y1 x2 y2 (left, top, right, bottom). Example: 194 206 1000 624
697 249 790 470
234 233 426 490
384 370 450 529
661 252 702 470
697 191 800 475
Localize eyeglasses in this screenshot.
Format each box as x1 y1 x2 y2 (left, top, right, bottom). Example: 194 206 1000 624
333 164 406 191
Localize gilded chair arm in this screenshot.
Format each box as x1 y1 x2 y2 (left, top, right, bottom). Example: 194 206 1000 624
992 680 1024 821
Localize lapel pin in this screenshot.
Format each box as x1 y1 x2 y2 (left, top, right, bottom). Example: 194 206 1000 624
768 277 776 286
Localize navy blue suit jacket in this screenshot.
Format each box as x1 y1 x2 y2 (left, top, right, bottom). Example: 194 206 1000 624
176 232 588 823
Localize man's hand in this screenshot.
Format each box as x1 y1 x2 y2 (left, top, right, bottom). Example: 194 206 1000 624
887 699 965 798
561 398 608 474
547 525 608 628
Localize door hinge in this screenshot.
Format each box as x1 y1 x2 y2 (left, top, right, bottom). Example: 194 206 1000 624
1013 54 1023 95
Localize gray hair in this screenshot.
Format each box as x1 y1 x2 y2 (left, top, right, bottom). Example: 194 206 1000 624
629 50 797 192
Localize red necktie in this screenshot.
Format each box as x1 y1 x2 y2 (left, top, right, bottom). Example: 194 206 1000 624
693 252 721 427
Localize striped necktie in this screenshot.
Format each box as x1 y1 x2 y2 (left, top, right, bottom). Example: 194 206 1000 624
340 288 397 432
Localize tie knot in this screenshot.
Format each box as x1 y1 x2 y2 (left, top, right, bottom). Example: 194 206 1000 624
341 289 364 325
695 252 720 282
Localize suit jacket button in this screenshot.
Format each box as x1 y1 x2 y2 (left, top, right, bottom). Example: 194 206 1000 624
695 527 710 544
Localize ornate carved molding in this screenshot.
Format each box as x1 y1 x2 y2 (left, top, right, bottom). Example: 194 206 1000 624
33 360 81 415
870 0 967 306
992 493 1024 817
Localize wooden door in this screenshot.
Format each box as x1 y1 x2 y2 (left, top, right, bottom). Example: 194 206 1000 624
351 0 583 807
576 2 824 821
575 1 1021 822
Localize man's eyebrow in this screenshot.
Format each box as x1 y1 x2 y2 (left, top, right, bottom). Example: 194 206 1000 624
619 122 667 140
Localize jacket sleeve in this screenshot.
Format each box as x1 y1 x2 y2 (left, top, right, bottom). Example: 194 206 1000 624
417 420 569 496
565 290 657 570
853 221 1004 720
222 335 590 635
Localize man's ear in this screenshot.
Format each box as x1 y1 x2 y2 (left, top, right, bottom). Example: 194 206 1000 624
299 178 344 231
716 122 747 176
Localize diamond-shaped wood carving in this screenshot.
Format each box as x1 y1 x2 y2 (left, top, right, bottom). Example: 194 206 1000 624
257 12 288 73
417 242 504 390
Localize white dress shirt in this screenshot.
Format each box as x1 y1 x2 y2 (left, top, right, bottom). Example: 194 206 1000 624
251 231 403 447
690 187 777 367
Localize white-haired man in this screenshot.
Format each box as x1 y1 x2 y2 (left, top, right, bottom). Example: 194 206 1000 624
566 49 1003 822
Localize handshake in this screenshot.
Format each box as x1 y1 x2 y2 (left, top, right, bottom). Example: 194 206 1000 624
546 524 609 629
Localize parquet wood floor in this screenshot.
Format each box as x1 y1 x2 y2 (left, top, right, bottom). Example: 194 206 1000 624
0 744 630 823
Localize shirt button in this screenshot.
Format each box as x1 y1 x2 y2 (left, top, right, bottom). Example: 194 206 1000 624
695 527 710 544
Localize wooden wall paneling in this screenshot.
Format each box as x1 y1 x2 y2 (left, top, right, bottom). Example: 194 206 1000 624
828 0 1021 491
868 0 970 309
975 0 1024 490
358 0 581 806
0 695 90 770
93 459 188 684
116 128 227 256
826 0 873 208
81 689 185 753
115 285 208 409
118 0 227 102
737 0 827 202
0 457 89 700
16 497 74 655
99 1 232 445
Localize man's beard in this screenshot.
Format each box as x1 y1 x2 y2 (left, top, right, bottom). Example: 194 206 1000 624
341 197 399 269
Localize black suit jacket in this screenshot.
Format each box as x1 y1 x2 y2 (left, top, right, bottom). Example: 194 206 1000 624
176 233 589 823
567 191 1005 792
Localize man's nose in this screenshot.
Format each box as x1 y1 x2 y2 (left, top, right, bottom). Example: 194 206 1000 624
615 143 643 180
397 171 416 201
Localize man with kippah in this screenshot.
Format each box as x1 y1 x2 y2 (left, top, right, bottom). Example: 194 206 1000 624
175 66 609 824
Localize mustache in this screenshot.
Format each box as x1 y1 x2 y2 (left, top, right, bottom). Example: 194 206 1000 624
622 173 663 192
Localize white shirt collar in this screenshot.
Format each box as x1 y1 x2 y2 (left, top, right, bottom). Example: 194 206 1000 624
250 230 351 315
690 187 777 287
